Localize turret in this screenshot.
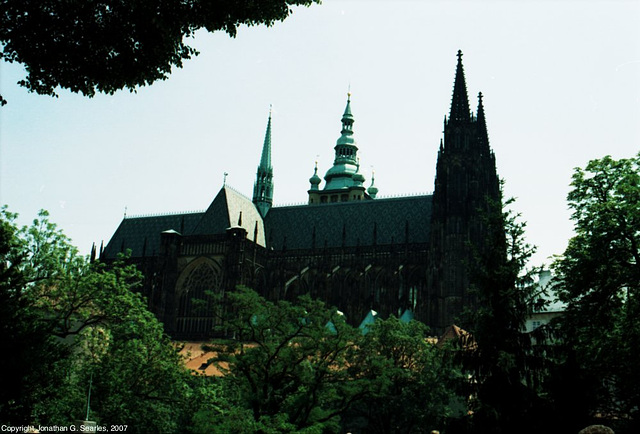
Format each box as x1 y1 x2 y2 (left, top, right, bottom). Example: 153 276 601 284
323 92 360 190
309 161 322 191
367 171 378 199
308 92 373 204
253 108 274 217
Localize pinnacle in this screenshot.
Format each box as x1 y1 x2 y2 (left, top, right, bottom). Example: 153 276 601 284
449 50 471 123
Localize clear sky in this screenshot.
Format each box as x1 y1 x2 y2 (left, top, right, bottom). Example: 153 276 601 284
1 0 639 267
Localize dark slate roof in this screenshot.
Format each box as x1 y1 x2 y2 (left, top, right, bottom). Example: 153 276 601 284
264 195 433 251
103 212 204 259
192 186 266 246
103 187 267 259
103 188 431 259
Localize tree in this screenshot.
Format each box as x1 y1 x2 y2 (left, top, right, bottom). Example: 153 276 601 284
0 0 320 103
553 153 640 432
346 316 461 434
0 207 72 424
202 286 361 433
459 196 551 434
0 207 198 432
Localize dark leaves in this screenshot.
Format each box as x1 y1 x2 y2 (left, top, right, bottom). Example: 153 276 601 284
0 1 320 99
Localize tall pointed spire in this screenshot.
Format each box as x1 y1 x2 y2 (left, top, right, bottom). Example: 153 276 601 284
260 106 273 170
476 92 490 152
449 50 471 123
253 107 274 217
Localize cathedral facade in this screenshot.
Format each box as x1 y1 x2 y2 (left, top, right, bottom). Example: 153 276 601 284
103 51 502 339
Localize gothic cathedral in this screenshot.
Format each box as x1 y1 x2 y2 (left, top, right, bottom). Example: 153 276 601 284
103 51 502 339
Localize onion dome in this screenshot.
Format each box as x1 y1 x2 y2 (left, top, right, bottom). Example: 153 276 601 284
309 162 321 190
367 171 378 198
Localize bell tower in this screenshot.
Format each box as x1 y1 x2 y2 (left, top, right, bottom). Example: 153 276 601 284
307 93 371 204
425 51 503 330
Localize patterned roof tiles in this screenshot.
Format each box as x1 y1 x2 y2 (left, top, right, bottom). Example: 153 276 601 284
103 212 203 258
264 195 432 251
103 188 432 258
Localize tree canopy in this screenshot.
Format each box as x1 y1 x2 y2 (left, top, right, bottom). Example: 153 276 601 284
0 207 197 432
0 0 320 103
553 153 640 432
202 286 361 432
197 287 462 433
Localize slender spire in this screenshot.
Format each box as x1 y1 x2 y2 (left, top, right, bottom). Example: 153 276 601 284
260 106 273 170
253 107 274 217
476 92 490 151
449 50 471 123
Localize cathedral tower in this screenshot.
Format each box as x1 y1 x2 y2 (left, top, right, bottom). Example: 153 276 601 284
308 93 371 204
425 51 503 330
253 108 274 217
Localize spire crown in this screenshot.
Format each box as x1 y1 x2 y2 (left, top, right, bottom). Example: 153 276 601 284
449 50 471 123
476 92 490 150
338 92 355 145
477 92 485 119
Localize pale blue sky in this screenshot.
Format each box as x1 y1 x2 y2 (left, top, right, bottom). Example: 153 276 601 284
1 0 639 267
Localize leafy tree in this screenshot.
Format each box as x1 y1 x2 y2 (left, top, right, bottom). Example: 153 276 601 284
553 153 640 432
346 316 461 434
202 286 361 433
0 0 320 103
0 207 198 432
0 207 72 424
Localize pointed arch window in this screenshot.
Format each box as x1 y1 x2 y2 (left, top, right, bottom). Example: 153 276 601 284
177 260 222 337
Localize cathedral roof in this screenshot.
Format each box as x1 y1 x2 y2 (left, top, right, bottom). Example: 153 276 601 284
103 186 267 259
103 211 204 258
264 195 432 251
192 186 266 246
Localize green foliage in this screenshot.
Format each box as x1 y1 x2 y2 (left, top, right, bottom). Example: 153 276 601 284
553 153 640 431
195 289 464 433
203 286 360 433
0 0 320 100
0 207 197 432
347 316 460 434
0 207 73 424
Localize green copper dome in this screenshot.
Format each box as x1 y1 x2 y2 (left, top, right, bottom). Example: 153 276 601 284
367 172 379 198
309 162 321 190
